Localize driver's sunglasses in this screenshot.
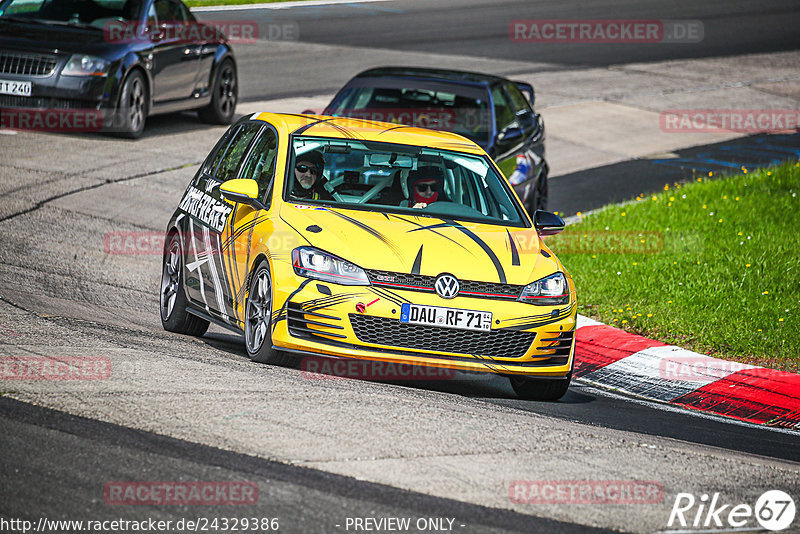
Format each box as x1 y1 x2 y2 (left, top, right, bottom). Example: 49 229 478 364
295 164 319 175
414 182 440 193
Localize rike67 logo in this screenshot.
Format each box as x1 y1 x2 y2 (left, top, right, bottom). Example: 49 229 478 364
668 490 796 531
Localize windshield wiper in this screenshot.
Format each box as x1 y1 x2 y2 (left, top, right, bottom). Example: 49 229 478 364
0 15 98 29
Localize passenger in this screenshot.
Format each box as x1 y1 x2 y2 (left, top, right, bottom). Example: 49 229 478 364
407 166 446 208
291 150 333 200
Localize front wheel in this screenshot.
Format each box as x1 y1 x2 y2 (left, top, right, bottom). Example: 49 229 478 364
115 70 147 139
199 59 237 125
245 261 293 366
160 232 209 336
509 372 571 401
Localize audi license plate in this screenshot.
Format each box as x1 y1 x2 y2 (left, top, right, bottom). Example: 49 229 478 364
0 79 32 97
400 303 492 332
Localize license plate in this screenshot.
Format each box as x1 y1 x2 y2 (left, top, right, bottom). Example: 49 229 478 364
400 303 492 332
0 79 32 97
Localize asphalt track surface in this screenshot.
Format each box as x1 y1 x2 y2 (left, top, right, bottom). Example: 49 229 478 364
198 0 800 100
2 1 800 533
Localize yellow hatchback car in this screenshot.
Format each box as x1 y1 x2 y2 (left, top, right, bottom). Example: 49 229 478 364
160 113 576 400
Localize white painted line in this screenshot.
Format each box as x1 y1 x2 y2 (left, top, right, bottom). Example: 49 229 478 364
572 380 800 436
576 314 603 328
581 345 756 402
191 0 393 12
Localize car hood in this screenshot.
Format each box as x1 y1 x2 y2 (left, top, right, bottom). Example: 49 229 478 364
0 20 120 57
279 204 559 286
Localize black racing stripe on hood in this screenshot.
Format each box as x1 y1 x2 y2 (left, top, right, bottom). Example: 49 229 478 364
452 224 507 284
388 214 472 254
411 245 423 275
409 219 506 284
327 210 403 259
507 229 520 266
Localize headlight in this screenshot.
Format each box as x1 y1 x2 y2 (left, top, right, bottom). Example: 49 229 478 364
518 272 568 305
292 247 370 286
62 55 110 77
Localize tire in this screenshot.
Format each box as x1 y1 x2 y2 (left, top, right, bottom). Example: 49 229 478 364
115 70 147 139
160 232 209 336
509 372 571 401
244 261 293 366
198 59 237 125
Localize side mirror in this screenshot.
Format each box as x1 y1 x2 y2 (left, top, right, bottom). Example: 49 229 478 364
534 210 565 236
220 179 265 210
496 126 523 145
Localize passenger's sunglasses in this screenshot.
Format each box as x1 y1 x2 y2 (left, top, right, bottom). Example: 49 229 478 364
295 164 319 175
414 182 440 193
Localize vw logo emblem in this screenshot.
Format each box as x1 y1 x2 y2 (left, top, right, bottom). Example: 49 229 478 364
434 274 459 299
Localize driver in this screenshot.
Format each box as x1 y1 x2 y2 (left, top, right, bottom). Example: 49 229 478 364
291 150 333 200
407 166 446 209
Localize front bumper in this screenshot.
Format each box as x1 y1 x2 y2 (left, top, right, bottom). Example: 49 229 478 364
270 270 576 378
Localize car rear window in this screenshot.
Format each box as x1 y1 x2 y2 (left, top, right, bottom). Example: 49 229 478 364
326 79 491 147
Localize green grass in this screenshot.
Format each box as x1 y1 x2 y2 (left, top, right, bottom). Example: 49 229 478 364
548 161 800 370
185 0 309 7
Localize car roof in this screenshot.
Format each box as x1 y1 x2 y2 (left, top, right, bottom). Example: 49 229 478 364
349 67 507 88
248 112 486 155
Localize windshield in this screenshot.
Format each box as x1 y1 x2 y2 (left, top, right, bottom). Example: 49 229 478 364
0 0 142 25
325 80 491 147
285 136 526 226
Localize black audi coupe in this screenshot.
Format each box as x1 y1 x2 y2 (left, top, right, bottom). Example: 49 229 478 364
0 0 237 138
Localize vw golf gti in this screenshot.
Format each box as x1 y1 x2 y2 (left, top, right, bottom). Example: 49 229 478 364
160 113 576 400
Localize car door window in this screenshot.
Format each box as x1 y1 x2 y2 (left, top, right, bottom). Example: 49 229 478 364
153 0 180 22
212 122 262 182
238 127 278 203
504 83 535 131
491 84 517 133
175 1 194 22
505 83 531 115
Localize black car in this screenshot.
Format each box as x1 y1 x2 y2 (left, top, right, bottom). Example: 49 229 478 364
0 0 237 138
321 67 548 213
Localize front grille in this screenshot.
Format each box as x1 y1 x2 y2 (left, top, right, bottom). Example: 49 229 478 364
0 95 95 110
366 269 524 300
349 314 536 359
0 51 58 76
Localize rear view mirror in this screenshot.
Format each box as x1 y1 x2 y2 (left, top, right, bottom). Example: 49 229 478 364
367 153 414 168
534 210 565 236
